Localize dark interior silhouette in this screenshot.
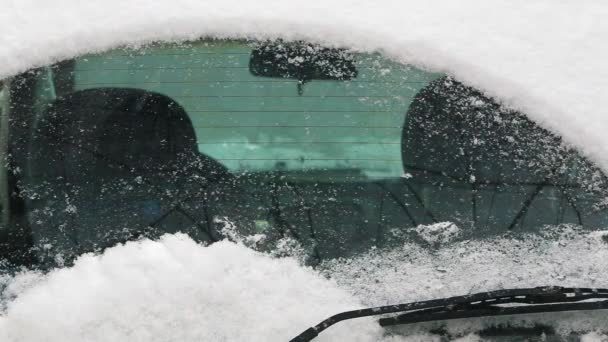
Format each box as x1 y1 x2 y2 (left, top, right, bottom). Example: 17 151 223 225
23 88 244 265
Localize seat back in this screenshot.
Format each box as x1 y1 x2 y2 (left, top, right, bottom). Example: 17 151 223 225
25 88 223 264
401 77 585 234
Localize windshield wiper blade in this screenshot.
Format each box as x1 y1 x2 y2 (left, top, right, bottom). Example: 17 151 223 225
290 286 608 342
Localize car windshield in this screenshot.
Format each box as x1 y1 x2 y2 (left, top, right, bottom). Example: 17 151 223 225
1 39 608 270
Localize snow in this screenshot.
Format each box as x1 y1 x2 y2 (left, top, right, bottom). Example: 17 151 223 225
0 226 607 340
0 234 386 342
320 225 608 337
412 222 460 245
321 225 608 306
582 332 608 342
1 1 608 172
2 1 608 340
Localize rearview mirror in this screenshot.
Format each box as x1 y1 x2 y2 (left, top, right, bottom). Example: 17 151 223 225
249 41 357 95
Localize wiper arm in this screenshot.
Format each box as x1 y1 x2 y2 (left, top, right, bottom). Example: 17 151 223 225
290 286 608 342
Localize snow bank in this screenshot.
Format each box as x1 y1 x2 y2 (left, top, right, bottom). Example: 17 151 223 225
0 234 388 341
1 1 608 171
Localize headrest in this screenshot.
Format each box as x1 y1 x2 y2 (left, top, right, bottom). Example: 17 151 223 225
401 77 562 185
33 87 198 171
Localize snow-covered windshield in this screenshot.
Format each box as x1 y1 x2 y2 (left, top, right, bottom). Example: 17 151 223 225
2 39 608 268
2 39 608 341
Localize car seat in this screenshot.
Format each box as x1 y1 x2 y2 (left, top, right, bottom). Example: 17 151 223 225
400 77 586 235
24 88 236 265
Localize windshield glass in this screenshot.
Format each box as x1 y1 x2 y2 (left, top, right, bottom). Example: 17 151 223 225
1 39 608 270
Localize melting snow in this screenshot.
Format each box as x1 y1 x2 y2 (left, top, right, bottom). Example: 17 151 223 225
413 222 461 245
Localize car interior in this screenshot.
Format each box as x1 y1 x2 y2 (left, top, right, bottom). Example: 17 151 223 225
1 39 607 269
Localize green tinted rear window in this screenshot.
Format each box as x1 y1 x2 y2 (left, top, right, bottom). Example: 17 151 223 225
68 41 440 178
3 39 608 269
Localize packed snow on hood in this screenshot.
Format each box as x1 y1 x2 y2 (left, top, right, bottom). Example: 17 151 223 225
1 226 608 341
0 234 385 342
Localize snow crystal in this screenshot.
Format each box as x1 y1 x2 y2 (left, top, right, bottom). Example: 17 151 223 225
401 173 413 179
413 222 461 245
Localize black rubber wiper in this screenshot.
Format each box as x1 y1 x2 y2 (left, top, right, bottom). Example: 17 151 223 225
290 286 608 342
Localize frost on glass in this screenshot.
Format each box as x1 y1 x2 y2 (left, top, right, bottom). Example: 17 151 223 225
319 225 608 339
0 39 607 271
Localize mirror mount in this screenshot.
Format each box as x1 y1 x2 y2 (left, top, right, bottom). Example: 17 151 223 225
249 40 357 96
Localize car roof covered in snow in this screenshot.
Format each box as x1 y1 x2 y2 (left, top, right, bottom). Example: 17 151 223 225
1 0 607 171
